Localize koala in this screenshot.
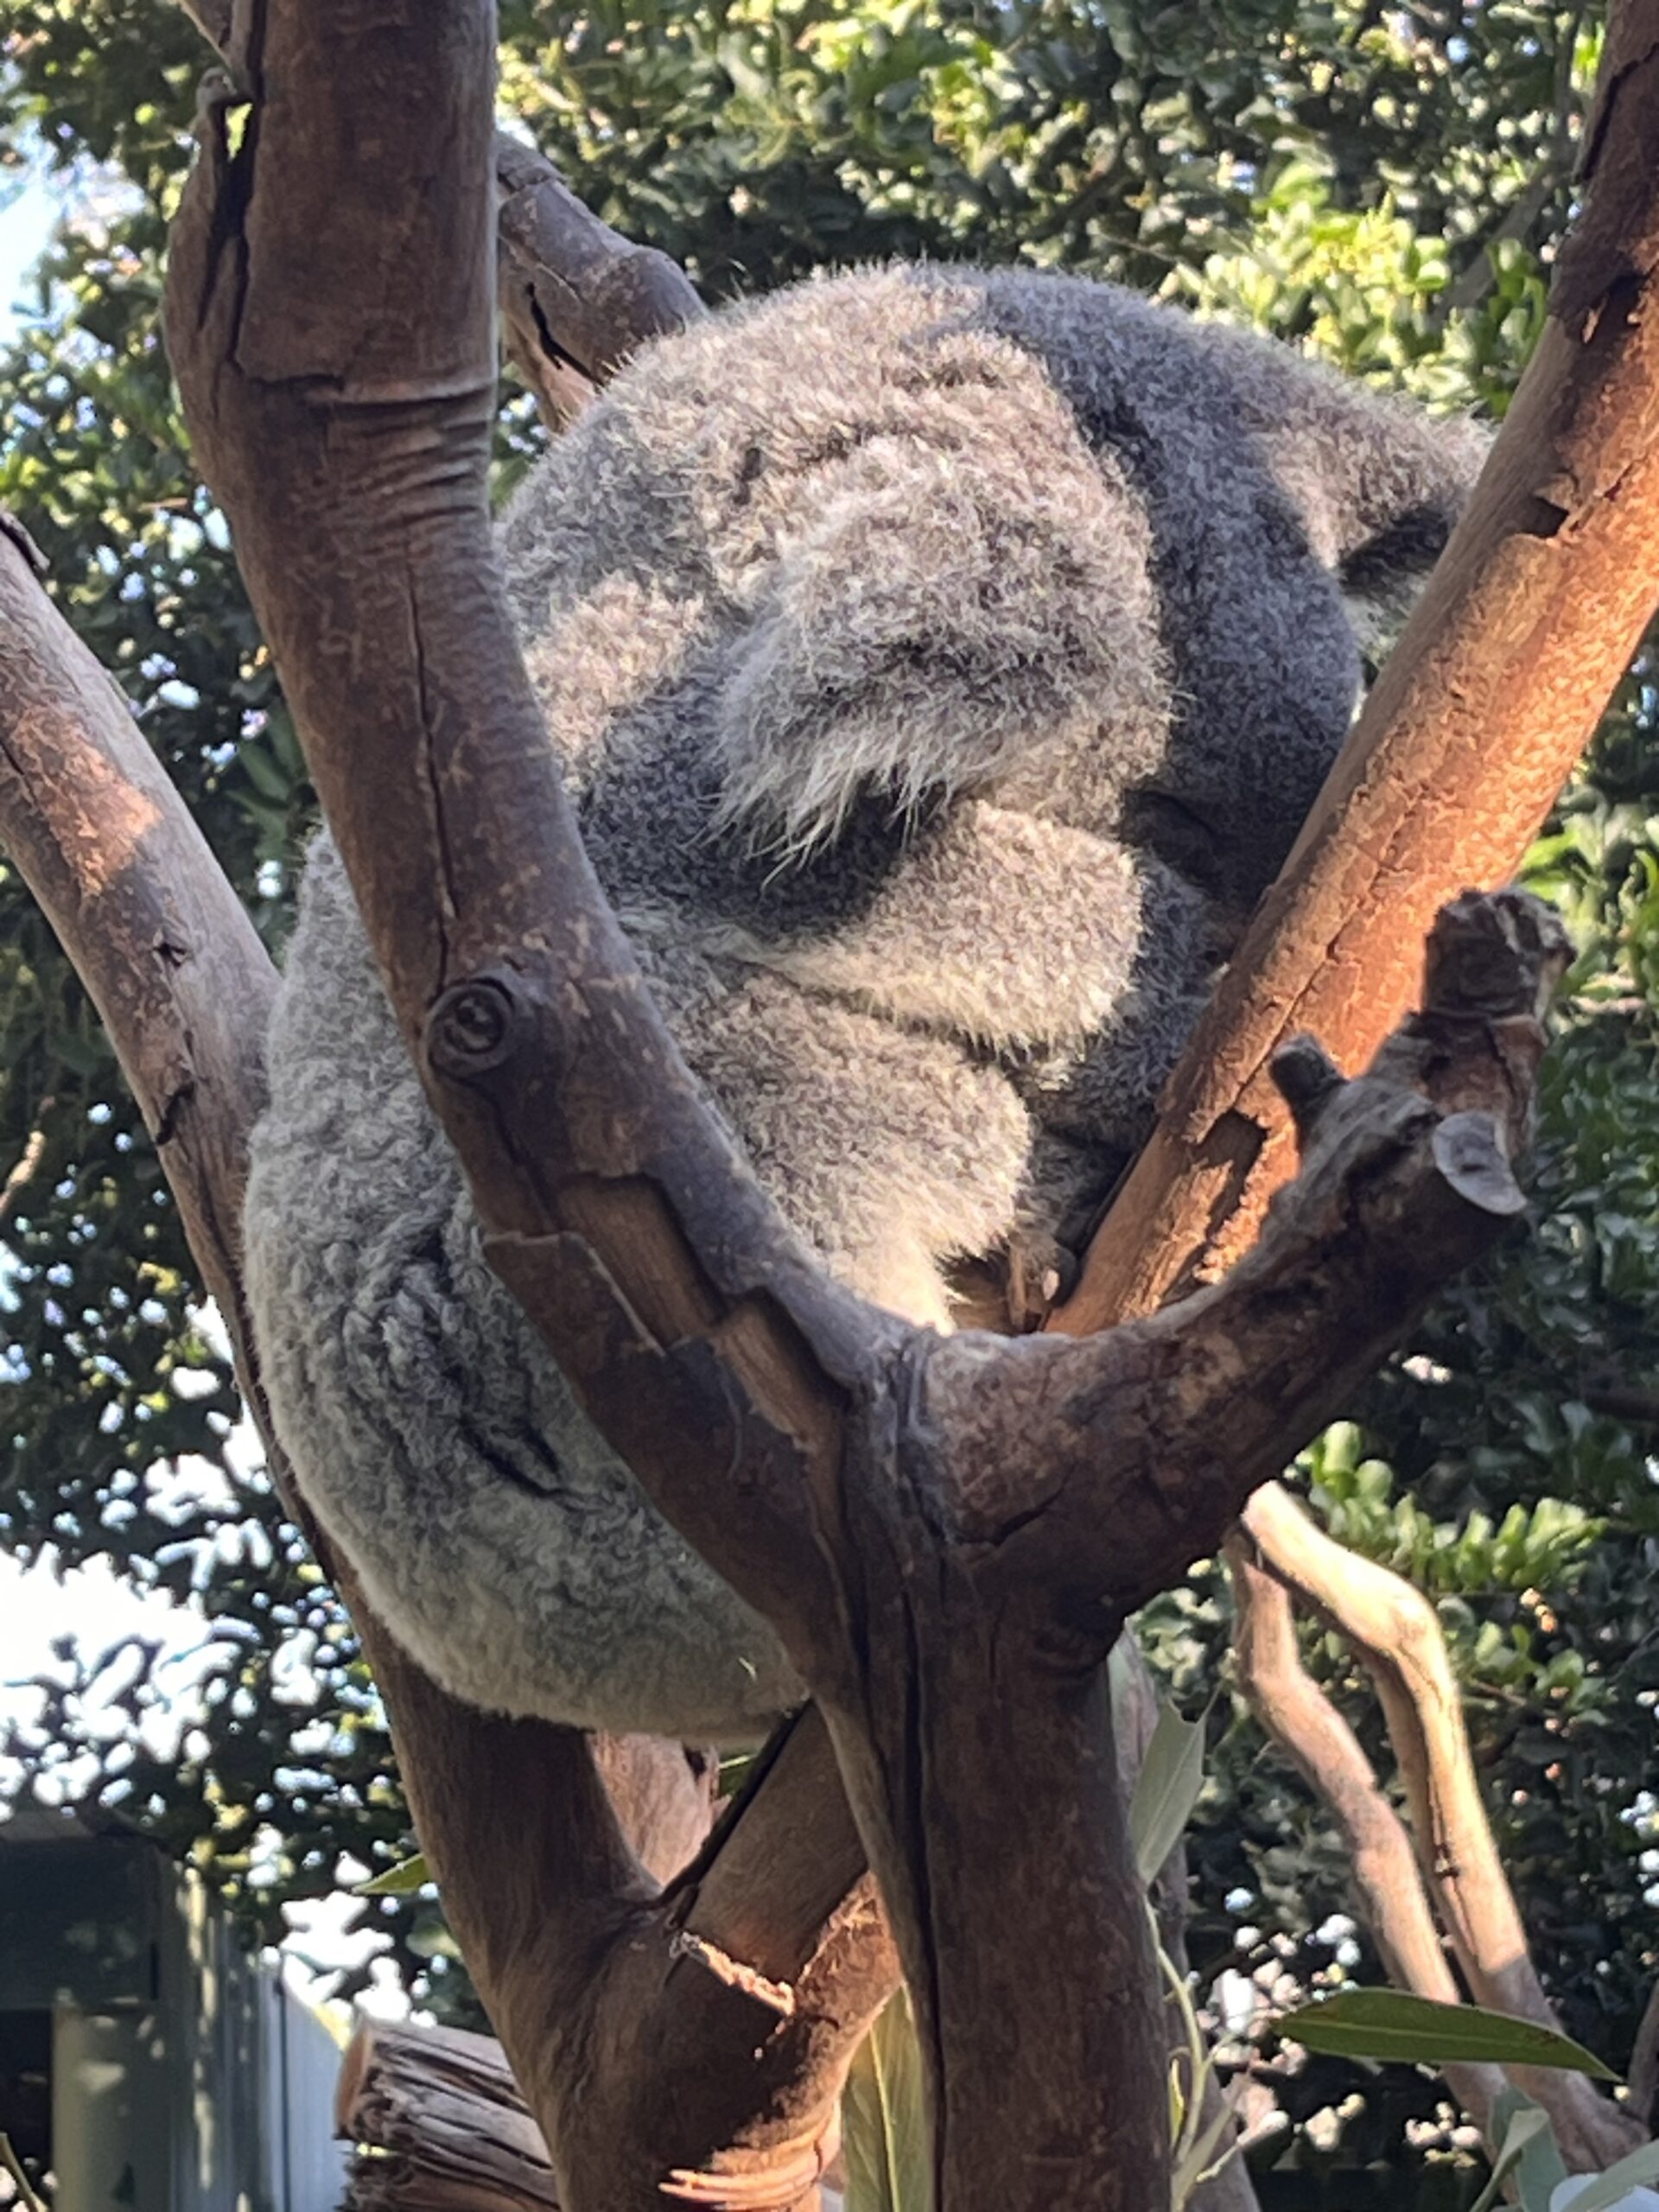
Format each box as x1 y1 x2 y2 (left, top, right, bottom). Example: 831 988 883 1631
244 264 1486 1742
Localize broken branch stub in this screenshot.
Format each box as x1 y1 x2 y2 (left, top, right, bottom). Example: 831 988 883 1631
915 888 1563 1632
494 131 708 429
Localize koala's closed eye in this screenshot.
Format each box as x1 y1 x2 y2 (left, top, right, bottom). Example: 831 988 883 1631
1119 788 1225 892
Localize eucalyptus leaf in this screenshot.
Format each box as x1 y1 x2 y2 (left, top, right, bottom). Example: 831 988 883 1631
1279 1993 1618 2080
1549 2140 1659 2212
1129 1701 1205 1885
842 1990 932 2212
1492 2086 1568 2212
355 1852 433 1897
1469 2102 1554 2212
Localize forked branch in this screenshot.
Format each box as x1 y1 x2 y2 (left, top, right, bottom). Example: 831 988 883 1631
155 13 1575 2207
1239 1486 1640 2169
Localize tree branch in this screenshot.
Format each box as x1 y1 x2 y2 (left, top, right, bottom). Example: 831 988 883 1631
1229 1535 1506 2134
1240 1484 1641 2168
1052 0 1659 1335
338 2020 558 2210
154 7 1579 2203
0 522 891 2210
169 2 708 435
493 131 707 429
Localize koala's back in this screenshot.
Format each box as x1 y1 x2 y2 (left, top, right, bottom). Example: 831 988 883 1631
246 264 1484 1738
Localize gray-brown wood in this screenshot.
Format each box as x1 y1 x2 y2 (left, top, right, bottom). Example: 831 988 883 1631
339 2021 558 2211
175 2 703 436
0 519 892 2209
493 131 708 429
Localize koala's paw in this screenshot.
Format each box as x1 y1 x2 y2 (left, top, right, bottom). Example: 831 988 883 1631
1001 1224 1084 1333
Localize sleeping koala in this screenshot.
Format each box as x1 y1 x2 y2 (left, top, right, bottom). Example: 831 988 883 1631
244 264 1487 1741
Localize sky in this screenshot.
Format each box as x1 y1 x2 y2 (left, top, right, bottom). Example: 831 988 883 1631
0 167 58 335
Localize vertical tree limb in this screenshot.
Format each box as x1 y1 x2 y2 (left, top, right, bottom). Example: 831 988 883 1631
1053 0 1659 1334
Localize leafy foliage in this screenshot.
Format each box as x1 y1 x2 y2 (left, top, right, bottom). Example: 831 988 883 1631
2 0 1656 2183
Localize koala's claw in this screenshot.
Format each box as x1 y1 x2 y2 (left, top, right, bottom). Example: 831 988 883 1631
1004 1230 1084 1332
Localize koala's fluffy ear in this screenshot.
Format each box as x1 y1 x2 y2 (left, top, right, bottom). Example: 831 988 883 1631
708 424 1168 861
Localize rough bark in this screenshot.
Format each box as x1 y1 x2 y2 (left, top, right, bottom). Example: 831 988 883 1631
1052 0 1659 1334
153 10 1573 2204
338 2021 558 2211
3 4 1654 2194
493 130 707 428
337 2019 854 2212
1037 2 1659 2164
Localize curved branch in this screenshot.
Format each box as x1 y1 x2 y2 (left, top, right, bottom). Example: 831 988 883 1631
1228 1535 1505 2133
0 522 893 2209
1241 1484 1641 2170
165 35 866 1663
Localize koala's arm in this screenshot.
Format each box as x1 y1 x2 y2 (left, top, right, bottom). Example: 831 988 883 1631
692 800 1212 1064
1196 319 1491 575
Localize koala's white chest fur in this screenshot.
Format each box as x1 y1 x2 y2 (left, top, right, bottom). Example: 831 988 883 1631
244 264 1484 1738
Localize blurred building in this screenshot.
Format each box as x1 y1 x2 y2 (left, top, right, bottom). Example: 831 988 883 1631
0 1808 345 2210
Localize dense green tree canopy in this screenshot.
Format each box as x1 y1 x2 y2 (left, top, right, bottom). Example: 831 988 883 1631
2 2 1655 2191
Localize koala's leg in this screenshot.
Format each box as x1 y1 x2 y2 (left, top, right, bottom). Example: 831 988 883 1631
647 950 1033 1333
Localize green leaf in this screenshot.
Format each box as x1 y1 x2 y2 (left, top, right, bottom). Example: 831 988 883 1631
355 1852 432 1897
1469 2101 1554 2212
1129 1700 1205 1885
842 1990 932 2212
1554 2139 1659 2212
1491 2087 1568 2212
1278 1993 1618 2080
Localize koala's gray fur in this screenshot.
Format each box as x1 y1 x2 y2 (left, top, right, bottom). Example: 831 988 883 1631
245 264 1486 1740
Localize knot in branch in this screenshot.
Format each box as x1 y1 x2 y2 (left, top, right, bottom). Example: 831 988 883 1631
425 973 528 1080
